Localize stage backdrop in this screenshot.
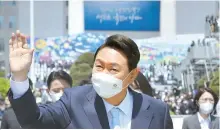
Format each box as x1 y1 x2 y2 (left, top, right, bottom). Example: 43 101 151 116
84 1 160 31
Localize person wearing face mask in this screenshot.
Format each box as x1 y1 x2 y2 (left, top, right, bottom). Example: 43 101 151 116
7 31 173 129
182 87 219 129
45 70 72 103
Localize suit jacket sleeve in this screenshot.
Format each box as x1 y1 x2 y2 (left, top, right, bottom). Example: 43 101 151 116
1 111 9 129
8 88 71 129
164 104 173 129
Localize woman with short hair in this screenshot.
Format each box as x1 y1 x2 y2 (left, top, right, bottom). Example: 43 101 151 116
182 87 219 129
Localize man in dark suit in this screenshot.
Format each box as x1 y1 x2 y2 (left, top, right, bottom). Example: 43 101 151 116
7 30 173 129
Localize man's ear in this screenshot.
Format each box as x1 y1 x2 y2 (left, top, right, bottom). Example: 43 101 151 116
129 68 139 81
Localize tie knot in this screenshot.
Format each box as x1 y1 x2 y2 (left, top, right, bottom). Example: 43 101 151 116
110 107 120 118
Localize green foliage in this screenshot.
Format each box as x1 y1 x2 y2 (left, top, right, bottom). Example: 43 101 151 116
170 110 175 115
209 70 219 95
70 63 92 87
196 76 207 89
0 71 5 77
196 70 219 95
74 52 95 68
0 78 10 99
70 52 95 87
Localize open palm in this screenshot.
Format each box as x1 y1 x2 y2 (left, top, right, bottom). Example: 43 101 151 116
9 30 34 81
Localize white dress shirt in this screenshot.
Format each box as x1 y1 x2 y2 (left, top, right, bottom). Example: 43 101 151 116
197 112 211 129
10 78 29 99
103 90 133 129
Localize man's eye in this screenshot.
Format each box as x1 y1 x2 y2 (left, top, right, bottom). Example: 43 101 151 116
96 65 102 68
110 69 118 72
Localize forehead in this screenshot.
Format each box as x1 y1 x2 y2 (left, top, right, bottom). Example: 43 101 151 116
95 47 128 66
200 91 213 99
50 79 69 89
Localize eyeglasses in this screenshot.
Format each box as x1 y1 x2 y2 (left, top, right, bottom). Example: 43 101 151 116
199 98 214 103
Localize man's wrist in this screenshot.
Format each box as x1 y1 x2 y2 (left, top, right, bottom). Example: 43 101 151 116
11 74 28 82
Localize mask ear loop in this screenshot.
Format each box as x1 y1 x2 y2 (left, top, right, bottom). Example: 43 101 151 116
121 70 136 90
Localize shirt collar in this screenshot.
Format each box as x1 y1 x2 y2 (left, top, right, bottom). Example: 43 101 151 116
197 112 211 123
103 89 132 116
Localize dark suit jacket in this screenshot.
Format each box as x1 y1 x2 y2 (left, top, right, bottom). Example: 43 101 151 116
1 108 21 129
8 86 173 129
182 114 219 129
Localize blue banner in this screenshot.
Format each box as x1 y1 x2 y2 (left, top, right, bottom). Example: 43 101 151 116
84 1 160 31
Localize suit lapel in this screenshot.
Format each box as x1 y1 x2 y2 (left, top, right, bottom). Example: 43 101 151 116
193 114 201 129
82 88 110 129
130 90 154 129
210 115 217 129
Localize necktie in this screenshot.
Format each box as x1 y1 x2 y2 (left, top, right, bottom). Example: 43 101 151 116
110 107 120 129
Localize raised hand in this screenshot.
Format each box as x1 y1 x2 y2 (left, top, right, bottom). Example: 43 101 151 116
9 30 34 81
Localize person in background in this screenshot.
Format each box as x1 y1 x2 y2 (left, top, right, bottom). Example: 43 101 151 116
1 79 33 129
216 100 220 117
130 71 153 96
42 70 73 103
4 97 11 109
0 98 5 117
182 87 219 129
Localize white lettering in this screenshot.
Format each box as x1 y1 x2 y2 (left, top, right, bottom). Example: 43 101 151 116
95 7 142 25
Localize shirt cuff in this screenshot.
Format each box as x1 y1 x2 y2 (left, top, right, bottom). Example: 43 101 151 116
10 78 29 99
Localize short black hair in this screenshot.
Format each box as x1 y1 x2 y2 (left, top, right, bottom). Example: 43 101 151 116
47 70 72 89
94 34 140 71
193 87 219 113
135 72 153 96
29 78 33 90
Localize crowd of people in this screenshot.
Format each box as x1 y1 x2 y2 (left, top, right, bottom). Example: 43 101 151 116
141 61 177 85
153 87 196 115
0 31 219 129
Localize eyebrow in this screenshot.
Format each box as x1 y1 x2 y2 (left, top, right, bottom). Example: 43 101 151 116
95 59 120 67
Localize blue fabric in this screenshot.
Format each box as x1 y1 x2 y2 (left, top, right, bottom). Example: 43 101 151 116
8 86 173 129
110 107 120 128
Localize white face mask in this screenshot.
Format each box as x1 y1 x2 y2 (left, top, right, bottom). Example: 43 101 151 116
91 72 129 99
49 91 63 102
199 102 214 115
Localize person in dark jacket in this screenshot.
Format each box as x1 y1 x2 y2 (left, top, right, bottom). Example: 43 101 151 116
1 108 21 129
182 87 219 129
1 79 33 129
130 71 153 96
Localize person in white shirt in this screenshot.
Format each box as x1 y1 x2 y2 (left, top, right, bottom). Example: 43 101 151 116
182 87 219 129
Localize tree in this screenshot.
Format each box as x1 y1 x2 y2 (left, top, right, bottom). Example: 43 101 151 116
0 78 10 99
70 52 95 87
209 70 219 95
70 63 92 87
74 52 95 68
196 76 207 89
196 70 219 95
